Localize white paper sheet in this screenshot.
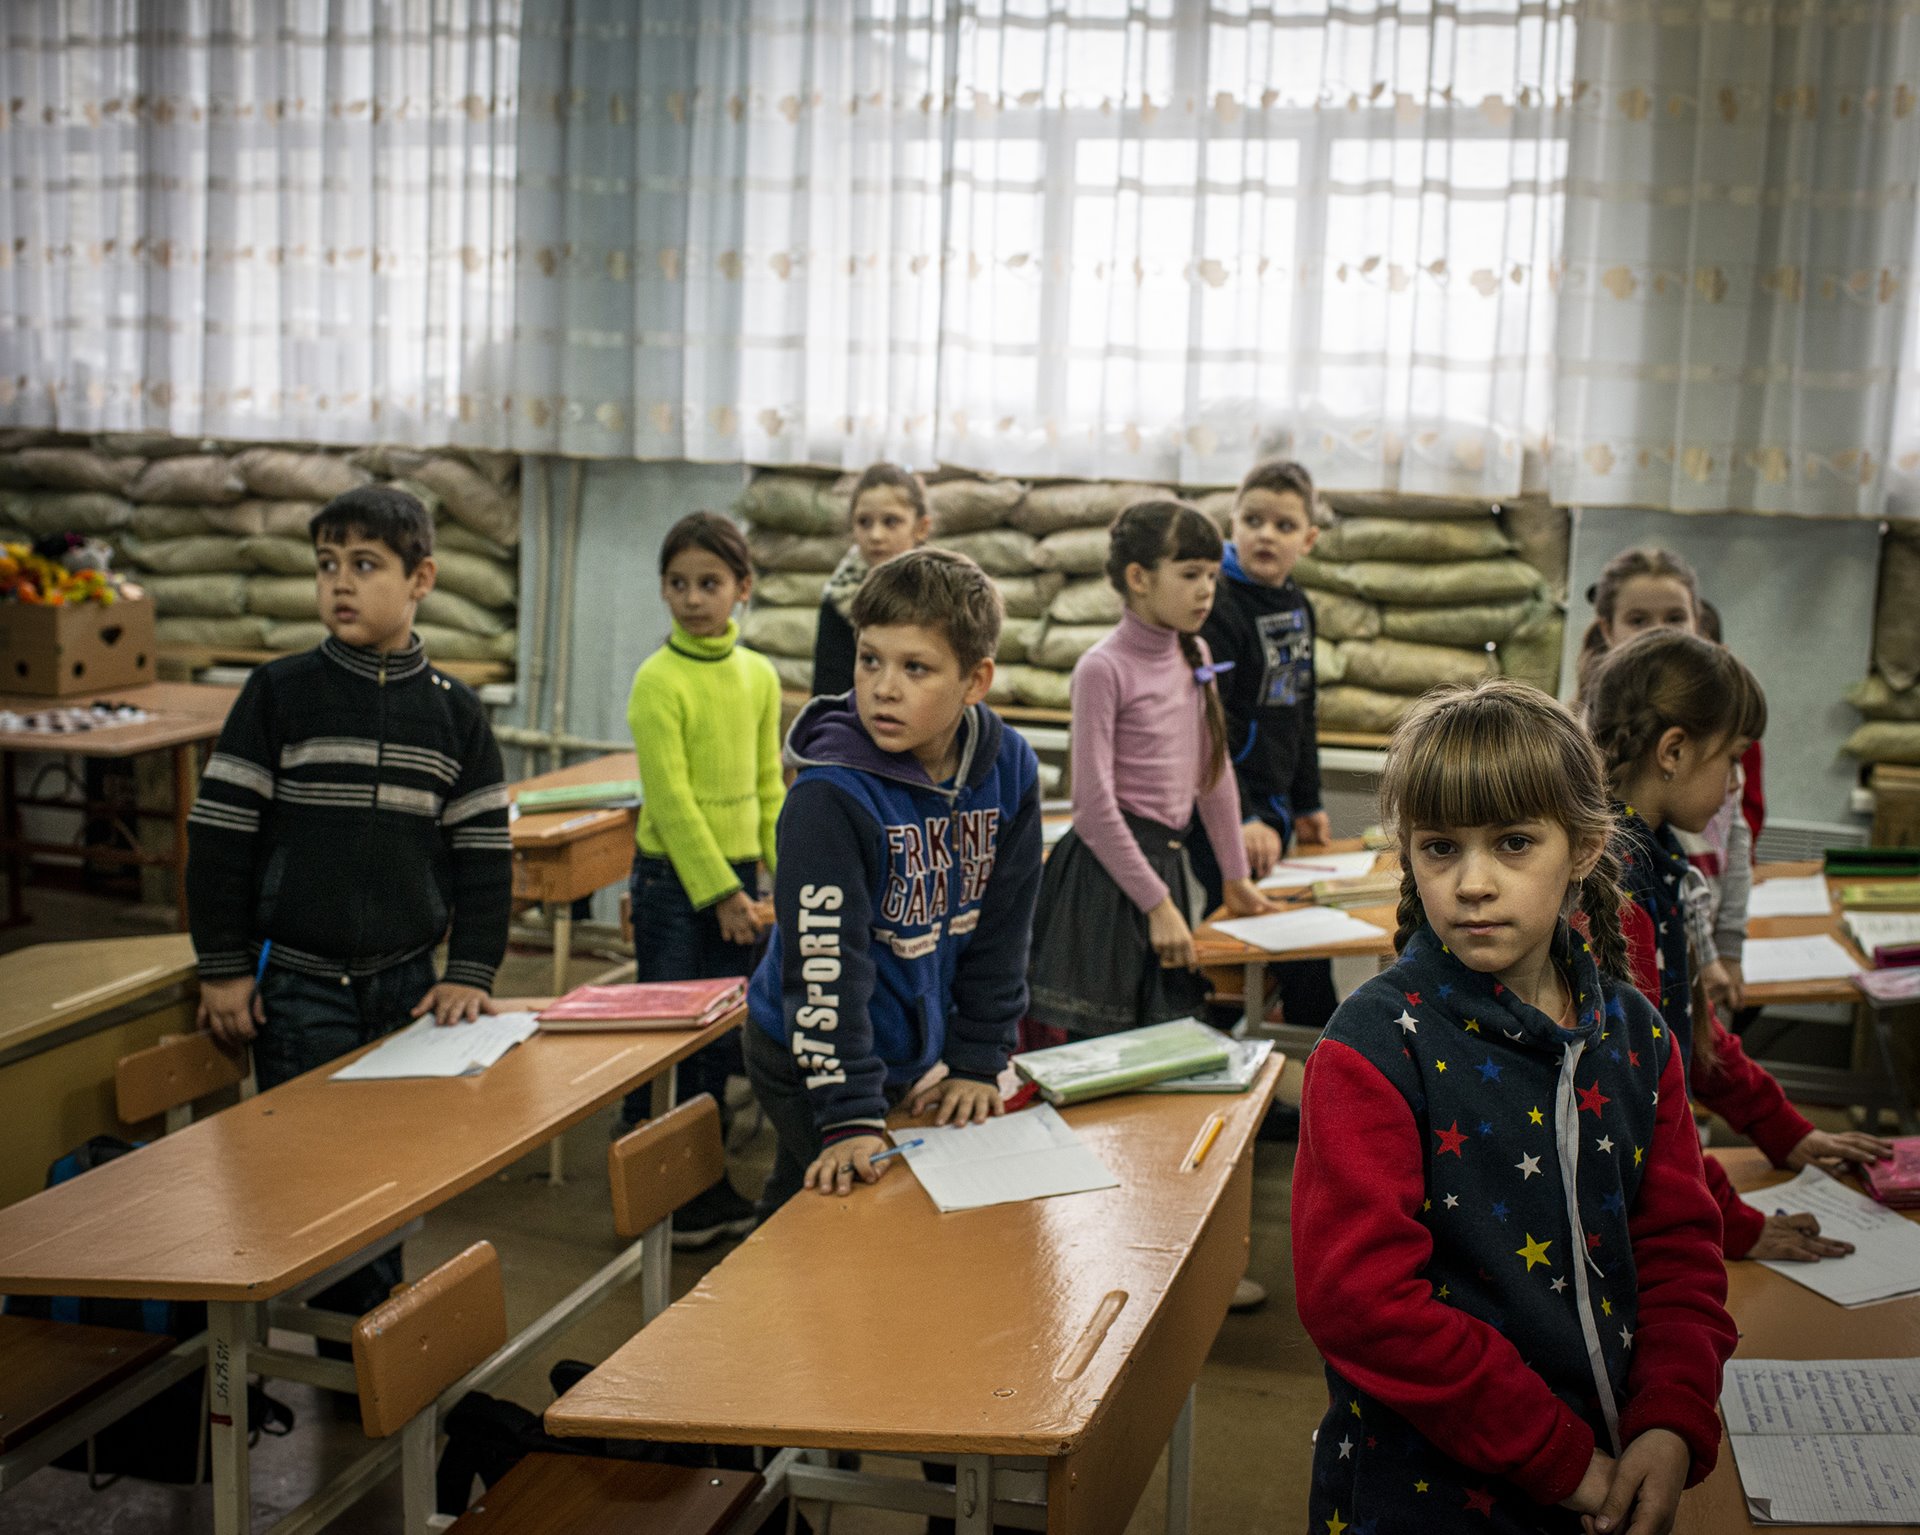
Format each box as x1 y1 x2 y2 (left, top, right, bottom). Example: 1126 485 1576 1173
1256 851 1382 890
1042 818 1072 849
331 1012 540 1081
1210 907 1390 954
893 1104 1120 1213
1747 1166 1920 1306
1723 1361 1920 1437
1747 875 1835 920
1740 934 1861 987
1846 911 1920 955
1729 1431 1920 1524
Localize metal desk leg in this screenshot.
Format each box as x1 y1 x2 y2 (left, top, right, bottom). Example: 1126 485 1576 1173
400 1411 437 1535
207 1300 255 1535
1166 1386 1195 1535
954 1456 995 1535
547 900 574 1185
641 1069 679 1321
1241 959 1264 1037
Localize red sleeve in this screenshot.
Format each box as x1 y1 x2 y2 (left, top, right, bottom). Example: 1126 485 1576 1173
1620 1039 1738 1484
1293 1040 1596 1504
1622 900 1659 1007
1740 742 1765 850
1690 1014 1814 1167
1704 1151 1765 1258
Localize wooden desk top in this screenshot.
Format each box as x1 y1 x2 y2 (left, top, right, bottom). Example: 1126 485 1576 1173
545 1058 1280 1456
511 752 639 850
0 933 197 1057
0 681 237 757
1741 860 1884 1009
1677 1149 1920 1535
1193 841 1399 967
0 1004 743 1303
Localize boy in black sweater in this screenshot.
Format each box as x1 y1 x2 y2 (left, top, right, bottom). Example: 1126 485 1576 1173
188 485 512 1083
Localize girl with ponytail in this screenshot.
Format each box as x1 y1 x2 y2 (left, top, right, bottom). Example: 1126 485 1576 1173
1584 629 1891 1265
1293 677 1735 1535
1026 499 1275 1038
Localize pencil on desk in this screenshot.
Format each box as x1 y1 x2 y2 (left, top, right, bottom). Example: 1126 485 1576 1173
1181 1111 1227 1172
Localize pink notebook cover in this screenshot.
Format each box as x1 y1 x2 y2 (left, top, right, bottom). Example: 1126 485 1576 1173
1861 1137 1920 1205
537 978 744 1028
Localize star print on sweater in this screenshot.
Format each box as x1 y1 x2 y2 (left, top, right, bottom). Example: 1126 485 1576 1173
1293 920 1736 1532
1614 805 1697 1059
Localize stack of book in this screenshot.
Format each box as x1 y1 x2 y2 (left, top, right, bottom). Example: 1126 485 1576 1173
514 779 644 815
1860 1137 1920 1209
536 977 744 1032
1837 880 1920 913
1013 1018 1263 1107
1310 872 1401 910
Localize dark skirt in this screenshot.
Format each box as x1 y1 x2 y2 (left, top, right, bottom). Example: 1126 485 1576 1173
1026 811 1207 1037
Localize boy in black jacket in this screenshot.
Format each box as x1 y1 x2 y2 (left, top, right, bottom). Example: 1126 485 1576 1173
187 485 512 1082
1195 458 1339 1033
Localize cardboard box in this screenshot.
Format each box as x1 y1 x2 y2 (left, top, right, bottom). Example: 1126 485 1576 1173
1872 764 1920 850
0 594 157 696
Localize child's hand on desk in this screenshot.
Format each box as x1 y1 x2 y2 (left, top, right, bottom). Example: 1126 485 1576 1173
412 982 490 1027
909 1077 1004 1126
1584 1427 1687 1535
1560 1448 1615 1517
715 890 760 946
1748 1212 1853 1262
199 976 263 1047
804 1135 892 1197
1785 1127 1896 1174
1294 810 1332 848
1241 818 1282 878
1221 878 1277 918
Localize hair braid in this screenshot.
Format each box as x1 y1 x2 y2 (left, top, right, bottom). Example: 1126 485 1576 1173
1575 840 1631 981
1392 863 1425 957
1178 630 1230 790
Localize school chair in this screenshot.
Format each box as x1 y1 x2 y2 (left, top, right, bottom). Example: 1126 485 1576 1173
114 1029 255 1134
352 1098 762 1535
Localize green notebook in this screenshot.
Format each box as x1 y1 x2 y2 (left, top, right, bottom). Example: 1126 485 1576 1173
1013 1018 1235 1107
514 779 643 814
1838 880 1920 912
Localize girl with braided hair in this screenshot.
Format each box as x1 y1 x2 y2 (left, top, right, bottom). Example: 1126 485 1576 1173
1294 678 1734 1535
1585 628 1891 1265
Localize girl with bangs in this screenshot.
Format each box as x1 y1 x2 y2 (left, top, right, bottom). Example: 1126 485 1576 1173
1293 679 1735 1535
1585 630 1892 1265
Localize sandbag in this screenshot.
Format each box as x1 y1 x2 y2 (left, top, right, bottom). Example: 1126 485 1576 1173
1315 516 1513 564
348 444 432 479
420 587 512 637
1340 637 1496 695
435 519 515 562
1500 499 1570 600
1315 637 1348 685
387 476 444 522
1497 597 1566 695
93 432 215 460
235 447 371 504
1013 666 1074 710
127 455 246 505
0 430 59 451
1848 675 1920 723
1304 590 1381 641
741 605 820 659
1383 600 1531 647
432 547 517 610
754 570 831 608
5 490 135 536
1294 554 1545 607
1875 522 1920 693
1049 578 1123 626
1843 722 1920 765
247 577 322 621
1032 526 1110 577
404 457 519 546
416 624 516 662
738 473 843 535
933 529 1039 577
129 504 215 539
1012 482 1172 536
223 500 314 538
928 477 1024 536
997 617 1041 664
458 450 519 490
986 665 1020 706
1031 622 1112 671
156 615 271 648
121 533 251 574
768 653 815 693
238 536 316 575
1324 490 1503 521
748 530 848 573
144 573 250 618
13 447 144 495
1190 489 1236 531
1317 685 1418 734
993 573 1064 620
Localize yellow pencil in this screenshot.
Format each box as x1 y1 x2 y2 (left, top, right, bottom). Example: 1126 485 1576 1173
1182 1111 1227 1172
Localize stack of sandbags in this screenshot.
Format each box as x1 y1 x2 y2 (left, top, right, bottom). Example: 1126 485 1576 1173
1845 521 1920 766
0 433 519 667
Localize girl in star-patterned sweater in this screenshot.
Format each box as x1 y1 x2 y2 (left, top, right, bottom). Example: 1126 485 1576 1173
1294 679 1735 1535
1585 629 1893 1265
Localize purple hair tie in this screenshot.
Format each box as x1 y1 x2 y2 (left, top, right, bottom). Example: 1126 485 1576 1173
1193 659 1234 686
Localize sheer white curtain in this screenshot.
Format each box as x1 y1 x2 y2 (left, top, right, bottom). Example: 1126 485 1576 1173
0 1 518 447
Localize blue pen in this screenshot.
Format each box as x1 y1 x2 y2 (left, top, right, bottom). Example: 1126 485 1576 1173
870 1138 925 1167
253 941 272 987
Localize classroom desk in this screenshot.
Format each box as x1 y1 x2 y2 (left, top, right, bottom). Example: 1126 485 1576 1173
510 751 639 992
0 681 237 929
546 1057 1281 1535
0 1003 743 1535
0 932 199 1206
1676 1148 1920 1535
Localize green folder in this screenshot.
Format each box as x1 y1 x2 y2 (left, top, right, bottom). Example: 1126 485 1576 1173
1013 1018 1235 1107
514 779 643 814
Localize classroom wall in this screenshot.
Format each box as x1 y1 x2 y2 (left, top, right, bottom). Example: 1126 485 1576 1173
1559 507 1879 832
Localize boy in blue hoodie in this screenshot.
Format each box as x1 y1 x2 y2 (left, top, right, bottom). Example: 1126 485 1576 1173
746 548 1044 1210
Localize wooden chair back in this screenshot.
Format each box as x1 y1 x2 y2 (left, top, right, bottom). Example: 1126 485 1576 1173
608 1095 727 1240
115 1031 248 1128
351 1240 506 1439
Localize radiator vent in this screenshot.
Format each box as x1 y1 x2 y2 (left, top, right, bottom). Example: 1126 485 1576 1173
1756 819 1867 864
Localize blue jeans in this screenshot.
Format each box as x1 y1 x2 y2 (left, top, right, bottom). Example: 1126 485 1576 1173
255 952 437 1327
620 852 757 1123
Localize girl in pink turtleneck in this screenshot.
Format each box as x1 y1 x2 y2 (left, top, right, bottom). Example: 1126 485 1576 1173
1027 499 1276 1038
